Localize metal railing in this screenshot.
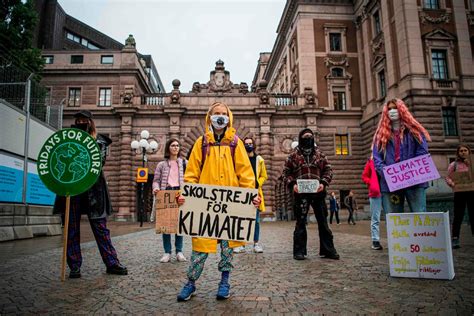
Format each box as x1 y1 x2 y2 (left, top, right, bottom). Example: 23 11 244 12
0 64 63 129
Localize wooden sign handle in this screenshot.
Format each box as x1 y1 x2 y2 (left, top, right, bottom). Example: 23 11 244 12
61 196 71 282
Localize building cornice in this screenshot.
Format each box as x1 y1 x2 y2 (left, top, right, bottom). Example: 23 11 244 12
264 0 354 85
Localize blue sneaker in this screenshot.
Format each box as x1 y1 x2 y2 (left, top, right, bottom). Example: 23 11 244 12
177 282 196 302
216 281 230 300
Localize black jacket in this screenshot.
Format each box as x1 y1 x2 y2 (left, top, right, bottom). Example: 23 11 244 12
53 134 113 219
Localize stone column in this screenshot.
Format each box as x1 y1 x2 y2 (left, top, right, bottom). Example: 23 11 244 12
452 0 474 90
297 17 317 94
256 107 276 217
116 114 134 221
393 0 429 90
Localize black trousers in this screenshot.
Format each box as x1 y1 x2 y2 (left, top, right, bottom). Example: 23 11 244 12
452 191 474 238
329 210 340 224
347 207 355 224
293 192 338 256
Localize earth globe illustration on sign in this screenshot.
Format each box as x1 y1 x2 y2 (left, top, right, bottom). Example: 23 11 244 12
50 142 91 184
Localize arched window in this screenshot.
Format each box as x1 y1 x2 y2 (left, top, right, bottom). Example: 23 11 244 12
331 67 344 77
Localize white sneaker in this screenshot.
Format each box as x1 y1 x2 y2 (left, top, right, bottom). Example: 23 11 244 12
233 246 245 253
176 252 187 262
253 243 263 253
160 253 171 263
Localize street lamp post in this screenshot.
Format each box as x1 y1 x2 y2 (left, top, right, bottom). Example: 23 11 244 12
131 130 158 227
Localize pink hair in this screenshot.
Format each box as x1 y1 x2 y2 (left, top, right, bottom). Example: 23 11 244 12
373 99 431 152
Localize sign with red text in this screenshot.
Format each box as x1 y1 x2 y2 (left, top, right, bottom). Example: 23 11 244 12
383 154 440 192
155 190 179 234
386 212 454 280
178 183 258 242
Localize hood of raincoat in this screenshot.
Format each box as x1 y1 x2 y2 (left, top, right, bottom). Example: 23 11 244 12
204 102 237 144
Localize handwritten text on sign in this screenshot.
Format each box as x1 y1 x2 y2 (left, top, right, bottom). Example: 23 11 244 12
155 190 179 234
386 212 454 280
297 179 320 193
383 154 440 192
178 183 258 242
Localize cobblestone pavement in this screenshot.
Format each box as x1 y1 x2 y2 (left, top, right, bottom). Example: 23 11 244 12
0 221 472 315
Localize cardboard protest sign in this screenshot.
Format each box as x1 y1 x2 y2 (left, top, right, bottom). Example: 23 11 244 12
451 156 474 192
297 179 320 193
178 183 258 242
386 212 454 280
155 190 179 234
383 154 440 192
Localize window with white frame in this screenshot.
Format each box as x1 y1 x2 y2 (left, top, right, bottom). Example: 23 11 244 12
324 24 347 54
431 50 448 80
423 29 456 86
43 55 54 64
333 90 346 111
98 88 112 107
101 55 114 64
329 33 342 52
68 88 81 107
335 134 349 155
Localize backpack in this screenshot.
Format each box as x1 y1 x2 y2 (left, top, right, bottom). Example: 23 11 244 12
201 134 239 169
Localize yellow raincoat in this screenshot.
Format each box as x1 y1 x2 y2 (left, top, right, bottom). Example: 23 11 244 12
184 104 256 253
255 155 267 212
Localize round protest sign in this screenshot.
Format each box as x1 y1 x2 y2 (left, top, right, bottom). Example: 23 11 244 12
37 128 102 196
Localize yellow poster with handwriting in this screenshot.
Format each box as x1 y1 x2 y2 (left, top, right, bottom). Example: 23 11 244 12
386 212 454 280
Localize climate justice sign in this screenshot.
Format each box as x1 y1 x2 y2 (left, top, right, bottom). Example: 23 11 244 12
382 154 440 192
178 183 258 242
386 212 454 280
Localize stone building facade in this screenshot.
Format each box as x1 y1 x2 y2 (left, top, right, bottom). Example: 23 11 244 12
38 0 474 221
259 0 474 214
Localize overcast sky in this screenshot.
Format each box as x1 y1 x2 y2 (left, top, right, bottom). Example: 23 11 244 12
58 0 287 92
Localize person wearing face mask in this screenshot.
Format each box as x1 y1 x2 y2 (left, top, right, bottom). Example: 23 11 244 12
445 144 474 249
176 102 261 302
233 137 268 254
372 99 431 213
53 110 128 278
282 128 339 261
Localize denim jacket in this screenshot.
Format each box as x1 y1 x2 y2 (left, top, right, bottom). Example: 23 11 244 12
372 131 429 193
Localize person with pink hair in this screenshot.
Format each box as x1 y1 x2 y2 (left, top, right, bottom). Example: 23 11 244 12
372 99 431 213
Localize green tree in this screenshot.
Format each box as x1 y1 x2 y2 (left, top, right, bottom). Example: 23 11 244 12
0 0 44 77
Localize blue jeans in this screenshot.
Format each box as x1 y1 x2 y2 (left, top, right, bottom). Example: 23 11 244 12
369 197 383 241
162 185 183 254
163 234 183 254
382 187 427 213
254 210 260 242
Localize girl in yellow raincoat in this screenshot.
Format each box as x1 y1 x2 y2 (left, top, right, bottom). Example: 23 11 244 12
177 102 260 302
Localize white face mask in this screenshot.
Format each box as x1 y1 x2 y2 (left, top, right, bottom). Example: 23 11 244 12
388 109 399 122
210 115 229 129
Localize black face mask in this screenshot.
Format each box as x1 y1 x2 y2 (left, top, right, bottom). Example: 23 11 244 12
75 123 90 132
245 144 254 153
299 137 314 149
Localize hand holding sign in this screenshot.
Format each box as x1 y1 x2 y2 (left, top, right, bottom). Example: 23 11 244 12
178 183 258 242
382 154 440 192
296 179 321 193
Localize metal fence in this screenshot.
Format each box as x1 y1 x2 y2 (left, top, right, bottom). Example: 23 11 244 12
0 64 63 129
